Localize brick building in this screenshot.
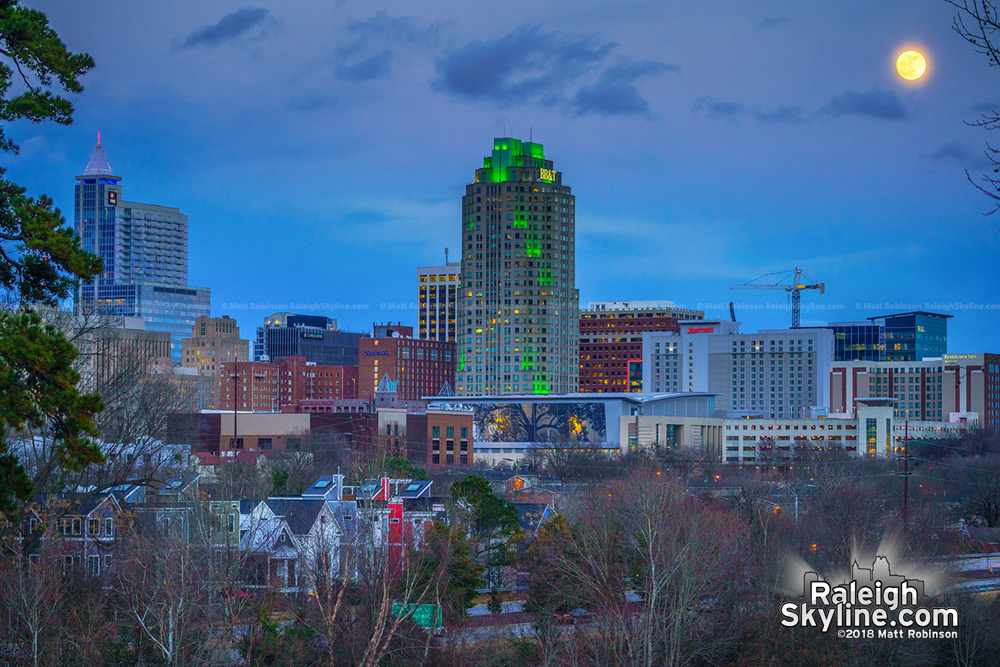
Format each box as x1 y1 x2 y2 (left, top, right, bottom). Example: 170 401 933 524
579 300 702 393
831 352 1000 427
218 355 358 412
359 327 456 402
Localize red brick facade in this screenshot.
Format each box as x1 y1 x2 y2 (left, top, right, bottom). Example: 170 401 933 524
359 337 456 401
218 355 358 411
579 314 680 392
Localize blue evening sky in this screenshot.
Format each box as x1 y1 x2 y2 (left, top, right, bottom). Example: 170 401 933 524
4 1 999 352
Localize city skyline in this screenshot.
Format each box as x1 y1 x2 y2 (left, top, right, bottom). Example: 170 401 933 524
1 1 998 354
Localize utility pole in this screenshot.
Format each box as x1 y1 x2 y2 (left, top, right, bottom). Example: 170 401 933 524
896 420 913 536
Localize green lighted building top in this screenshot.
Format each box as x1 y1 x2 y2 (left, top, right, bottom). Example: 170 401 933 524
457 137 579 397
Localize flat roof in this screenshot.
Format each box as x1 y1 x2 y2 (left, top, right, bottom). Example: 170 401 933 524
867 311 952 321
425 392 719 404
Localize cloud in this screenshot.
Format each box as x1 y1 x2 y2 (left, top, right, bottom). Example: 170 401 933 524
330 11 444 83
693 97 804 123
822 88 910 120
433 25 671 115
756 105 806 124
289 94 336 112
336 50 393 81
758 17 788 29
346 10 445 43
693 96 746 118
572 60 677 116
925 140 993 169
175 7 272 50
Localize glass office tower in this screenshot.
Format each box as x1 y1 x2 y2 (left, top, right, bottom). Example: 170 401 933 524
74 134 209 361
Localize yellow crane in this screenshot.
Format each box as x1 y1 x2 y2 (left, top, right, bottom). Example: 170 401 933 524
730 266 825 329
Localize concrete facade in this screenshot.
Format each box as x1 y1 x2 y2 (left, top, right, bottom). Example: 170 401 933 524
643 321 834 419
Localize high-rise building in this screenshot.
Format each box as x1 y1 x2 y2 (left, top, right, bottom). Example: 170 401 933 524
457 137 579 396
579 300 704 392
643 321 834 419
254 312 365 365
418 260 460 342
868 311 950 361
181 316 250 409
74 134 209 361
822 321 886 362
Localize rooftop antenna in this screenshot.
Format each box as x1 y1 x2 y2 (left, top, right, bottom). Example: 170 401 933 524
445 247 449 263
530 126 533 142
97 124 101 145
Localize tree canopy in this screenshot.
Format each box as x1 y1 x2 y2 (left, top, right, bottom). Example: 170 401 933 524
0 0 102 517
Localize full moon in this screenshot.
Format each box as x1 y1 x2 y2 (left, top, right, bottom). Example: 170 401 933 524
896 50 927 81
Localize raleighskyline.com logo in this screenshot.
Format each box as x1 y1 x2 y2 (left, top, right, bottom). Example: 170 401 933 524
781 555 959 640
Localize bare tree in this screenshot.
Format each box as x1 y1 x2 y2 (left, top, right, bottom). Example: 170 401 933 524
946 0 1000 213
0 554 63 667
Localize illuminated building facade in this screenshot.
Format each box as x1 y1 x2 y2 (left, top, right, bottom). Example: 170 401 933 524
831 352 999 427
579 300 704 392
868 311 950 361
358 334 456 402
74 134 209 360
823 321 886 362
418 261 460 342
457 138 579 396
643 321 834 419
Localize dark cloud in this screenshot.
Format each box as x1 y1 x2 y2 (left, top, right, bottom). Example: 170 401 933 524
433 25 669 115
925 140 993 169
758 17 788 29
693 97 804 123
175 7 271 51
336 50 393 81
434 26 614 103
822 88 910 120
572 60 676 116
330 11 442 84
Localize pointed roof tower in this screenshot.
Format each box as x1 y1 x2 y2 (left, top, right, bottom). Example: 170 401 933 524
82 127 115 176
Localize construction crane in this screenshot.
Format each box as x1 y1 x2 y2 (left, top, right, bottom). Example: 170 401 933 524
730 266 825 329
728 301 737 322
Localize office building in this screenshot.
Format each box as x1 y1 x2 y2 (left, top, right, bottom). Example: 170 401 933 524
830 352 999 427
181 316 250 409
643 321 834 419
418 260 460 342
456 137 579 396
823 321 886 362
579 300 704 393
74 133 210 361
254 312 364 366
218 355 359 412
868 311 950 361
359 327 457 402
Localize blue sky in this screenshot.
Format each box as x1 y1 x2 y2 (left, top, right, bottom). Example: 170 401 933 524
4 0 999 352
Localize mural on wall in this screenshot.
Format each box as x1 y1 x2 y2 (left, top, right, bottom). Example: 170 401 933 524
469 402 607 443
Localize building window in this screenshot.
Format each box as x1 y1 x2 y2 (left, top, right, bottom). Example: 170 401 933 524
105 518 114 537
88 518 100 536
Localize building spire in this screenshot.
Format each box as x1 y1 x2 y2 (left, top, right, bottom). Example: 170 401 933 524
83 126 114 175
